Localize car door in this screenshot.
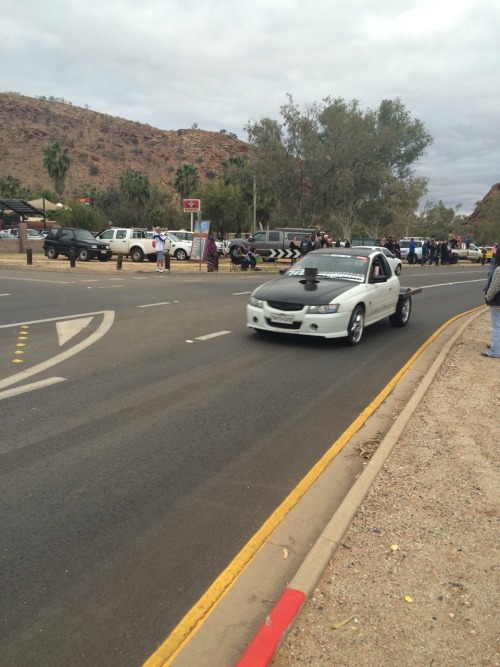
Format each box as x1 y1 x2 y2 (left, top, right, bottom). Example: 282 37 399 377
58 228 77 254
365 255 398 322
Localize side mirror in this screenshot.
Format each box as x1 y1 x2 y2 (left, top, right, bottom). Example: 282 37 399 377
371 274 388 283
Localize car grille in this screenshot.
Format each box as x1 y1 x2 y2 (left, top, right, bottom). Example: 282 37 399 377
267 300 304 311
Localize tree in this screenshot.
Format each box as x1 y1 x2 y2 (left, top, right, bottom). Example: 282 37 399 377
245 95 433 239
119 169 151 224
174 164 200 203
196 180 250 237
0 175 21 197
42 142 71 197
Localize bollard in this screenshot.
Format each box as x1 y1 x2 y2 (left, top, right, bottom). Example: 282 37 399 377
165 251 171 272
69 249 76 268
26 248 33 265
214 253 219 271
117 253 123 270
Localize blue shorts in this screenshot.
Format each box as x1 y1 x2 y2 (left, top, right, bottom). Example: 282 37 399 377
156 250 165 260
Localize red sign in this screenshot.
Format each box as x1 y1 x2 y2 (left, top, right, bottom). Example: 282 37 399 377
183 199 200 212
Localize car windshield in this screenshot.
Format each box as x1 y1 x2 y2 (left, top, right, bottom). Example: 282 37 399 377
74 229 96 241
287 254 368 282
167 234 180 242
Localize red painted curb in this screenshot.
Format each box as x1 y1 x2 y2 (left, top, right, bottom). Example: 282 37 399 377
235 587 306 666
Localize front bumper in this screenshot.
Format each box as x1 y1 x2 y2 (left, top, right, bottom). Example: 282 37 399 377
246 304 351 338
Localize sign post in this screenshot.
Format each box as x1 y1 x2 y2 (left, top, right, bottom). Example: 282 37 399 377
191 220 211 272
183 199 201 232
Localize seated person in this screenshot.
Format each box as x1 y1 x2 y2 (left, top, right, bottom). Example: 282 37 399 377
247 246 261 270
232 245 250 270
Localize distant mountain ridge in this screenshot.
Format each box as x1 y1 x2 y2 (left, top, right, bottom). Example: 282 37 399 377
0 92 251 198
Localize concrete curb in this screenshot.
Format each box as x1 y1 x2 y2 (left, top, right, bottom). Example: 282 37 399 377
235 308 485 667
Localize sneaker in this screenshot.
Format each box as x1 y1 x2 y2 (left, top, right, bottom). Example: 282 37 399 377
156 268 161 272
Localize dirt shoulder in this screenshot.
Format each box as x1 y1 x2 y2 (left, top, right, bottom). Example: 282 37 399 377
273 312 499 667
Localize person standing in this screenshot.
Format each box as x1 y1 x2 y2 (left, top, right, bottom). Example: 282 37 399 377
421 240 429 266
289 235 300 264
482 247 500 358
407 237 416 265
429 238 437 265
153 226 168 273
481 244 487 266
206 234 218 272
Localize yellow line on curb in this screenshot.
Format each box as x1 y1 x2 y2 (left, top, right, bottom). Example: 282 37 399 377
142 306 484 667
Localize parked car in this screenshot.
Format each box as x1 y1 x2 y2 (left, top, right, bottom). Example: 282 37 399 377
166 233 192 261
0 230 16 238
247 247 421 345
4 227 44 238
353 246 402 275
399 239 423 262
43 227 112 261
168 230 194 243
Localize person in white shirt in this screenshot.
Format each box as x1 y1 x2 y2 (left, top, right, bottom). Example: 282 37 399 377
153 226 168 272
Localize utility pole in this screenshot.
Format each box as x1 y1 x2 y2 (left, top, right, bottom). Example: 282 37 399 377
253 175 257 234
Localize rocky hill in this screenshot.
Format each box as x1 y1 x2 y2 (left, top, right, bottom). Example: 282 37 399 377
0 92 251 198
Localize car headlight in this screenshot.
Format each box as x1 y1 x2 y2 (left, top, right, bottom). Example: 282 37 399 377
307 303 340 314
250 295 265 308
90 244 98 249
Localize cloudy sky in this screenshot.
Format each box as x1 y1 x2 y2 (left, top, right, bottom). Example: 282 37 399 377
4 0 499 214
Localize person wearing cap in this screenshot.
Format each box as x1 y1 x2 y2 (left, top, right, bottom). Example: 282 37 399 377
153 226 168 272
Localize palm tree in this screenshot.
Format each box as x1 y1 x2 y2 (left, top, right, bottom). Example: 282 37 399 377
174 164 200 204
119 169 151 224
0 174 22 197
42 142 71 197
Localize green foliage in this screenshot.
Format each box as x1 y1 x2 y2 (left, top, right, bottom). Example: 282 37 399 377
174 164 200 201
195 180 251 237
245 95 433 239
42 142 71 196
51 201 106 232
119 169 151 224
0 174 22 197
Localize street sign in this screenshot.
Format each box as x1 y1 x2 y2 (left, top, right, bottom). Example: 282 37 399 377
268 249 301 260
183 199 200 212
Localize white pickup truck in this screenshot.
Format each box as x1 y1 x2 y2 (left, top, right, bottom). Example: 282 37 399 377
451 243 482 263
95 227 165 262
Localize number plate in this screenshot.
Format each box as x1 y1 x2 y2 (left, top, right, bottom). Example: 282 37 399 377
270 313 295 324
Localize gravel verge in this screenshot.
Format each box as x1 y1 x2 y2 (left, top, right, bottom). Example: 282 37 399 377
273 313 499 667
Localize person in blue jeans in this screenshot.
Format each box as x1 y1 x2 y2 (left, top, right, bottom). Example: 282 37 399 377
483 246 500 358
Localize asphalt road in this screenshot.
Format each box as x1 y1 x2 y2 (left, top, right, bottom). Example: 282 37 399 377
0 264 487 667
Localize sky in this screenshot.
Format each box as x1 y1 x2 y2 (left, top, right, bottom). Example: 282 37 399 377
3 0 500 215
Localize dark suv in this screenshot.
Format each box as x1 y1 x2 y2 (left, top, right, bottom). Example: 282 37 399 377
43 227 112 262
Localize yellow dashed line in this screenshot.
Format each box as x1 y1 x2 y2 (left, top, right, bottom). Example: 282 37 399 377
11 326 30 364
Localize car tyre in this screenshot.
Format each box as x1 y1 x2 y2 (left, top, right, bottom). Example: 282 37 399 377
46 246 58 260
346 305 364 346
78 248 91 262
390 296 412 327
130 247 144 262
175 248 188 261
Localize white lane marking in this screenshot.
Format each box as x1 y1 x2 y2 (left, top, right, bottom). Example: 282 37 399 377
0 377 66 401
0 276 77 284
0 293 11 296
137 302 172 308
419 279 486 289
0 311 115 391
96 285 124 289
56 317 93 346
233 291 252 295
195 331 232 341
